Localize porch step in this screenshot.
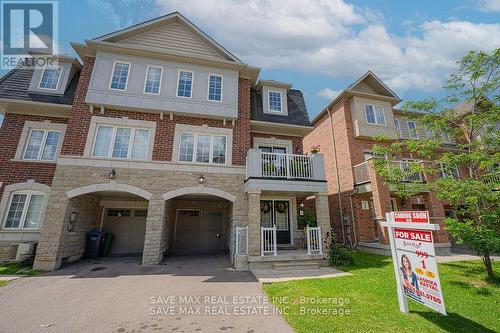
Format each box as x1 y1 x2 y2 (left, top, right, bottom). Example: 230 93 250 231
273 261 320 271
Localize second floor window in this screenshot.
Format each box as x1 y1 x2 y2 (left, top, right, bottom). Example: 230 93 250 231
208 74 222 101
407 121 419 139
364 104 386 125
394 119 402 137
177 70 193 98
39 67 62 90
3 192 45 229
178 132 227 164
92 125 150 160
268 91 282 112
110 62 130 90
442 132 452 143
24 129 61 161
144 66 162 94
438 163 460 179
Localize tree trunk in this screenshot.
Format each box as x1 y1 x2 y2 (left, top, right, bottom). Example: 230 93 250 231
483 251 494 279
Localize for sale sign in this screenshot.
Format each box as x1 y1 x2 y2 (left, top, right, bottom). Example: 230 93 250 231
383 211 446 315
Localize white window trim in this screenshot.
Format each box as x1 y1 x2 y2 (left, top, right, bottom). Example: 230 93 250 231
2 191 45 230
108 61 131 91
172 124 233 166
14 121 67 162
407 121 419 139
143 65 163 95
394 119 401 137
268 90 283 113
438 163 460 179
84 116 156 161
364 103 386 126
92 125 151 160
38 66 63 91
22 129 62 161
177 131 228 165
253 137 292 154
176 69 194 99
207 73 223 102
0 182 50 232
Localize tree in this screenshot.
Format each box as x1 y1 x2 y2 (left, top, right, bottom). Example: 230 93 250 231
373 49 500 279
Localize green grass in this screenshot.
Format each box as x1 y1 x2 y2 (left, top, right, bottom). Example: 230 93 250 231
263 252 500 333
0 261 42 276
0 280 7 288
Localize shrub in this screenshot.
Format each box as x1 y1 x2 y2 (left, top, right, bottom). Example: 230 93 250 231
329 234 355 267
297 210 317 228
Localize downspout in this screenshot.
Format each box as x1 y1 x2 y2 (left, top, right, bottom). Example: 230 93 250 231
349 188 358 247
326 106 345 245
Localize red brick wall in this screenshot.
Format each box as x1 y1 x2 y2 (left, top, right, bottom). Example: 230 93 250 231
250 132 303 154
60 57 252 165
0 113 68 197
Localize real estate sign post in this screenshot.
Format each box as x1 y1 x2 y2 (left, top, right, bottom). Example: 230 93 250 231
382 211 446 315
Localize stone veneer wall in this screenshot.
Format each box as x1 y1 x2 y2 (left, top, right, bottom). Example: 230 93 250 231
33 164 247 270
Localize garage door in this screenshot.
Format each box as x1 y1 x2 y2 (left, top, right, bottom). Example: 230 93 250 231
102 209 147 255
174 209 225 255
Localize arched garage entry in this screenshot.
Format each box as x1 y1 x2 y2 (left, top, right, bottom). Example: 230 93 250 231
163 187 235 256
66 183 152 257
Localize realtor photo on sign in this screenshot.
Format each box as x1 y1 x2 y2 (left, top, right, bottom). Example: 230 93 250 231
0 0 498 332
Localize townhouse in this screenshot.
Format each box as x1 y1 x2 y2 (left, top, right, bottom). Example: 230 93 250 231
0 12 330 271
304 71 455 255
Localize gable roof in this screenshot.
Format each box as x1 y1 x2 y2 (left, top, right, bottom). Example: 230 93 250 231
311 71 402 124
93 12 242 63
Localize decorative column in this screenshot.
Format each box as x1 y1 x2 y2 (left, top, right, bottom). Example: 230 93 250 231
143 195 167 265
315 192 331 254
367 159 392 244
247 190 261 256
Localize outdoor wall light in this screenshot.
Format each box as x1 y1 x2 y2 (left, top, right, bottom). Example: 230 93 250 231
108 169 116 180
198 174 205 184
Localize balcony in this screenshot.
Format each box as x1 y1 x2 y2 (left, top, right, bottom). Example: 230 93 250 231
244 149 327 193
353 159 424 187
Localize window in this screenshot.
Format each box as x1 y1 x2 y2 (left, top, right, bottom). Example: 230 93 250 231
442 132 452 143
425 128 435 139
3 192 44 229
208 74 222 101
109 62 130 90
178 132 227 164
107 209 131 217
407 121 418 139
438 163 460 179
394 119 401 137
177 70 193 98
364 104 386 125
268 91 282 112
39 67 62 90
23 129 61 161
144 66 162 94
92 125 150 160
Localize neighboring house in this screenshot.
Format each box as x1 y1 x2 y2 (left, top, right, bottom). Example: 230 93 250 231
0 12 330 271
304 71 456 255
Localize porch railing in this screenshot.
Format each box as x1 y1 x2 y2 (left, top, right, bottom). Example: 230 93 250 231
261 152 313 179
353 161 370 184
261 226 277 256
306 226 323 255
235 226 248 255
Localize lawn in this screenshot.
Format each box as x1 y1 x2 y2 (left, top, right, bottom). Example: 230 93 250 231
263 252 499 333
0 280 7 288
0 261 42 276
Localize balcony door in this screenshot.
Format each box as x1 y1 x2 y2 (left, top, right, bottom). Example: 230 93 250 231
260 200 291 245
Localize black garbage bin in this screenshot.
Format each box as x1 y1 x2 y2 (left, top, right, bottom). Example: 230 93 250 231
85 229 107 258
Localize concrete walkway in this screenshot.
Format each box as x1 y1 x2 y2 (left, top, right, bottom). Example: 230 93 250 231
251 267 351 283
436 253 500 263
0 255 293 333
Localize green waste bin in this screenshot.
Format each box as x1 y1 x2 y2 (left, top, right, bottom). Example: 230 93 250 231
103 233 114 256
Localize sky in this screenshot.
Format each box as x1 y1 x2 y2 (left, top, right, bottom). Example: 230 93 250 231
1 0 500 120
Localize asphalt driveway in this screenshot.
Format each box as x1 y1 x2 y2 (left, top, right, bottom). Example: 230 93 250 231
0 255 293 333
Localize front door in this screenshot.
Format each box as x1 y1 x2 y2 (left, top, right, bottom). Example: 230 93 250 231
260 200 291 245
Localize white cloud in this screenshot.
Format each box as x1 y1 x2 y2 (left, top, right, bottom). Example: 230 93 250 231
477 0 500 12
317 88 341 100
149 1 500 93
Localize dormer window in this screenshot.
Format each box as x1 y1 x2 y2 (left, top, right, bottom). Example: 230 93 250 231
39 67 62 90
268 91 282 112
109 62 130 90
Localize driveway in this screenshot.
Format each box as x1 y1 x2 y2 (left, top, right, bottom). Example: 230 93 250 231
0 255 293 333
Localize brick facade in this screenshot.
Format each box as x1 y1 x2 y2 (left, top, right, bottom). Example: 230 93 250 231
0 113 67 198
